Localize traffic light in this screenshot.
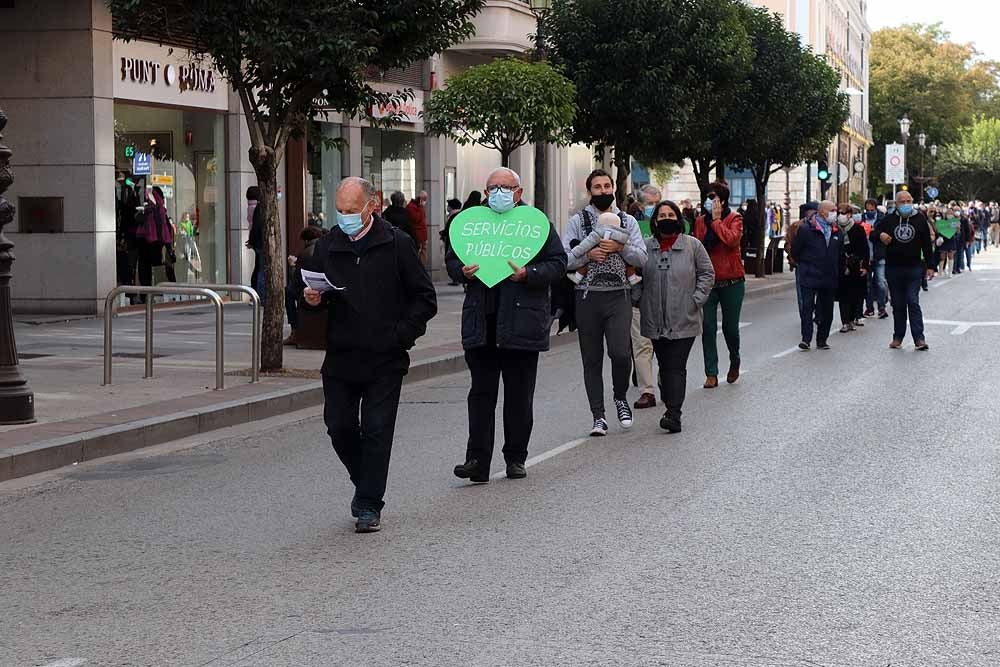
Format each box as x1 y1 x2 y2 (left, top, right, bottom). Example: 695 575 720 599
817 160 831 182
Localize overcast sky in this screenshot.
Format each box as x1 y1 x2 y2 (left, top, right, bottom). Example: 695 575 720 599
867 0 1000 62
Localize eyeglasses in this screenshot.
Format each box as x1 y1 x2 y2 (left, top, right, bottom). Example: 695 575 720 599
485 185 517 195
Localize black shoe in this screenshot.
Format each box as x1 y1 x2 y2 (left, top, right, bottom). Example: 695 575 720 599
798 341 811 350
817 341 831 350
506 462 527 479
355 509 381 533
659 412 682 433
454 459 490 484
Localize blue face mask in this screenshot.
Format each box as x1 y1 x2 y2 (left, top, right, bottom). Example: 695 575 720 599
704 198 715 213
644 205 655 219
337 202 372 236
898 204 914 217
488 188 516 213
853 213 863 222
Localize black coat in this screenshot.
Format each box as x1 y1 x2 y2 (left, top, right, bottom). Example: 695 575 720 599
383 205 415 240
445 212 567 352
301 217 437 380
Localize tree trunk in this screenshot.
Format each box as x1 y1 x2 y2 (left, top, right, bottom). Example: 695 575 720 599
249 145 285 371
691 157 713 198
501 150 511 168
534 143 546 214
615 149 631 208
754 172 769 279
715 161 725 182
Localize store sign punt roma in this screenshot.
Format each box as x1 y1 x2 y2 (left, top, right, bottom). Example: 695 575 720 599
449 206 550 287
113 40 229 111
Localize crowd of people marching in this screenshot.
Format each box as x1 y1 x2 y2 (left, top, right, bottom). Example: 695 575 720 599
296 169 990 533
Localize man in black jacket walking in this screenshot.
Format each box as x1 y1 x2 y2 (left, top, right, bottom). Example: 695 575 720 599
876 191 936 350
302 177 437 532
446 167 567 483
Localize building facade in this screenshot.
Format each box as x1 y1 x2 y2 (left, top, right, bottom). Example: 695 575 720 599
1 0 598 313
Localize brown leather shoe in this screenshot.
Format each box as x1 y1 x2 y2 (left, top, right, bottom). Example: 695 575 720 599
889 339 903 349
703 376 719 389
283 332 298 346
633 393 656 409
726 362 740 384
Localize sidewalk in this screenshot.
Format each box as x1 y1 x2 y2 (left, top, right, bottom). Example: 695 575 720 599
1 273 795 480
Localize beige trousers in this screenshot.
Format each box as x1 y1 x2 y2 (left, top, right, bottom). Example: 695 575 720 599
630 307 656 396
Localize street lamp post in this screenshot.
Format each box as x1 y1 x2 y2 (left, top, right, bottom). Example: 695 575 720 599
930 144 938 197
529 0 551 215
0 108 36 424
895 114 911 199
917 131 927 203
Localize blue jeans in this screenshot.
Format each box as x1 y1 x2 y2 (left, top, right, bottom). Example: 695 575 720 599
866 260 887 311
886 265 925 342
965 242 974 268
799 286 835 344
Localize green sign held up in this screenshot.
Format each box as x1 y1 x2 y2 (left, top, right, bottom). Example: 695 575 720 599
935 217 961 239
448 205 551 288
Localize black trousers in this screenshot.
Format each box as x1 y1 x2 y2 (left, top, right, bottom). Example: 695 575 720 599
651 337 696 418
465 343 539 466
322 372 404 512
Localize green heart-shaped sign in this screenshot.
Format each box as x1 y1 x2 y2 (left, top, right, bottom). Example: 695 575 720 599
935 217 960 239
449 205 551 288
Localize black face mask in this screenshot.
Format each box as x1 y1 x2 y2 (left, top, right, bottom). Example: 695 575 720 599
657 219 683 236
591 193 615 211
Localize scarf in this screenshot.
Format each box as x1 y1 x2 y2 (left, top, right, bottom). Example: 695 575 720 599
659 234 679 252
816 216 833 245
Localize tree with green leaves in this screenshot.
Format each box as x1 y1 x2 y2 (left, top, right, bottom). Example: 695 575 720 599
869 23 1000 195
544 0 704 205
633 0 754 195
938 117 1000 201
725 6 848 277
108 0 484 370
423 58 576 179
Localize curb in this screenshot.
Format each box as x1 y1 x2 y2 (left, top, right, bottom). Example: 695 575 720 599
0 331 582 482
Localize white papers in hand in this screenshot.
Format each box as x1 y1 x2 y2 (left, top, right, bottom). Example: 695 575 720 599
301 269 346 293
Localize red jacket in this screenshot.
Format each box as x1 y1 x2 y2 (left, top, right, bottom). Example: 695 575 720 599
406 200 428 245
693 210 744 281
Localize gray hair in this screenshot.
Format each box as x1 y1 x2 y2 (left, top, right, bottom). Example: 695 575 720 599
638 184 661 201
390 191 406 207
340 176 379 201
486 167 521 187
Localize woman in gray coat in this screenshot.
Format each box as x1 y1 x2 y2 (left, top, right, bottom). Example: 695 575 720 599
638 201 715 433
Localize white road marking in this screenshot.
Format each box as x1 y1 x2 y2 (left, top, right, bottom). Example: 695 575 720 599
772 345 802 359
976 278 1000 282
489 437 590 481
924 319 1000 335
38 659 87 667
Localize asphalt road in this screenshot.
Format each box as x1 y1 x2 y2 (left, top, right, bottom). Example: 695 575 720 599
3 253 1000 667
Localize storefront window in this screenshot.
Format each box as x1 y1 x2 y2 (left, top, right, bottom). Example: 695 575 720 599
307 121 342 229
362 128 423 204
113 102 226 289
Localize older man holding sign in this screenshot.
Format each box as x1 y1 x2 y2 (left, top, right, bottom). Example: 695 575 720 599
446 168 567 483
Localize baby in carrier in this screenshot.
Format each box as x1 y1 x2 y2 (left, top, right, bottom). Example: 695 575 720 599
568 212 640 285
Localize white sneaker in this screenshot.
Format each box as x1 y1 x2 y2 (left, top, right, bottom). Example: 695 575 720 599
568 271 585 285
590 418 609 437
615 400 633 429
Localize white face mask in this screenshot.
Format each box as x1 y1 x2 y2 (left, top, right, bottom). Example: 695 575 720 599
838 214 850 225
